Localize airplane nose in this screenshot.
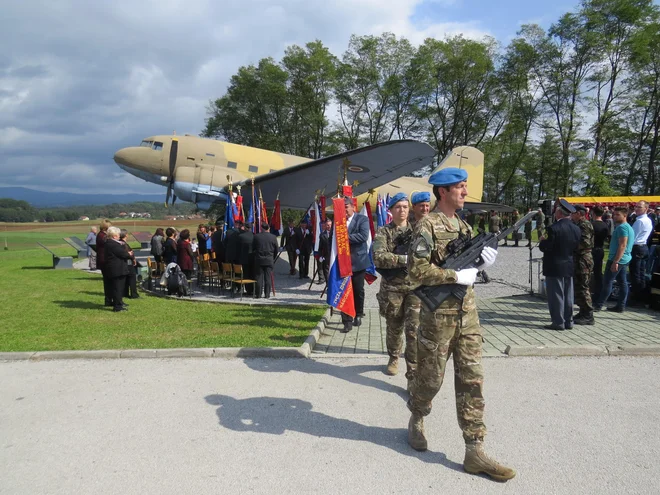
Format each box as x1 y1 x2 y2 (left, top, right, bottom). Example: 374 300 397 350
113 148 132 168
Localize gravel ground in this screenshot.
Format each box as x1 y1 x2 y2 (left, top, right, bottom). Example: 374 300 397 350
75 242 541 307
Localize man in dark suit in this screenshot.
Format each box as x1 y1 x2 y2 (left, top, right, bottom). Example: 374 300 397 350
223 221 242 266
238 223 255 295
253 222 279 298
281 221 298 275
342 196 371 333
295 220 314 279
212 221 225 263
104 226 132 312
318 218 332 284
539 199 581 330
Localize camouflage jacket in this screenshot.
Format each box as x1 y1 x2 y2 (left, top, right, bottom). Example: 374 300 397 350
373 222 414 292
489 215 501 232
574 219 594 258
407 211 476 314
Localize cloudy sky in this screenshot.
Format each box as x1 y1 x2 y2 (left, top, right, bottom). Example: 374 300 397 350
0 0 576 195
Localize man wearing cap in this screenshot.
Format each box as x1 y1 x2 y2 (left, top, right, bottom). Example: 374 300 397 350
406 167 515 481
571 205 595 325
340 196 370 333
411 191 431 223
539 199 581 330
373 193 421 382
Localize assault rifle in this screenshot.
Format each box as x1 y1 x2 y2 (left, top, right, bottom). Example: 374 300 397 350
376 228 414 282
413 210 539 312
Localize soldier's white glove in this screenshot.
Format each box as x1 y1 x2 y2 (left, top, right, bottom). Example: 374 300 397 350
319 257 324 262
455 268 478 286
477 247 497 270
295 249 300 255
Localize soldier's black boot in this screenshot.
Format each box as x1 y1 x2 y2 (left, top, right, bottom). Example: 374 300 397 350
575 311 595 325
408 414 427 451
464 440 516 481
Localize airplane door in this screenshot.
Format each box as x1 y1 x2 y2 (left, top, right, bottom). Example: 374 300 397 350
193 164 214 203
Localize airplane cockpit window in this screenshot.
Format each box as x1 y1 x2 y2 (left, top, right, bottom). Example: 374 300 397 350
140 140 153 148
248 165 258 173
153 141 163 151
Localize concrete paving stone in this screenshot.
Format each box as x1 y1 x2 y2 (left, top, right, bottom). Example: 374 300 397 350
506 345 608 357
120 349 158 359
31 350 122 360
156 348 214 358
0 352 35 361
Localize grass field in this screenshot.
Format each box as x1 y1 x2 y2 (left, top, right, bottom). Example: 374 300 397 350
0 228 326 352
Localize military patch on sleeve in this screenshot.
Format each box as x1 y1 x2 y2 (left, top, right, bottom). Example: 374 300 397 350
412 231 433 258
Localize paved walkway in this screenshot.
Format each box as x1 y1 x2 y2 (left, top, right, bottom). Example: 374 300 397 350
314 295 660 356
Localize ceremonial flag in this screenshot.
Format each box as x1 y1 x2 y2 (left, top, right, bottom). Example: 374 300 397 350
319 196 326 222
359 203 378 285
312 200 321 254
327 198 355 318
272 198 283 235
259 189 268 228
223 193 235 239
234 195 244 223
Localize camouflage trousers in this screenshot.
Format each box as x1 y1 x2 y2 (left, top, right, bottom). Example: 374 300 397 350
408 308 486 443
377 290 421 380
574 254 594 314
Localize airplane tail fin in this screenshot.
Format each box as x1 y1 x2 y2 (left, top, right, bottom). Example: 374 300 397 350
433 146 484 202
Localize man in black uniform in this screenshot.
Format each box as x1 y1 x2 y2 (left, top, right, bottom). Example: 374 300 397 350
539 199 581 330
281 221 297 275
590 206 609 299
104 226 132 312
238 223 255 295
253 222 279 298
212 221 225 264
223 221 242 266
318 218 332 284
295 220 314 279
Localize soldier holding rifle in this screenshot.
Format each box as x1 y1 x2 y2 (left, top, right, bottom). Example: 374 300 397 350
405 167 515 482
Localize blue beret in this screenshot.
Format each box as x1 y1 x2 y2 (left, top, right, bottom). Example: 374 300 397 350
411 191 431 205
428 167 468 186
388 192 408 209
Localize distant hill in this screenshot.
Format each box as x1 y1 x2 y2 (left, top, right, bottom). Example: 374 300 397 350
0 187 164 207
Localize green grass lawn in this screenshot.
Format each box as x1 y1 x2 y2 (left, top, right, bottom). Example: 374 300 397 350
0 244 326 352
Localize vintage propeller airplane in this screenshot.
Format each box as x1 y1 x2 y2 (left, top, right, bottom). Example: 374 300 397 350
113 134 506 212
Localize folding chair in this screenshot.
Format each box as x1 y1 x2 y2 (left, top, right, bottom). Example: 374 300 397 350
232 264 256 299
199 259 216 292
210 261 221 294
146 257 160 291
221 262 234 294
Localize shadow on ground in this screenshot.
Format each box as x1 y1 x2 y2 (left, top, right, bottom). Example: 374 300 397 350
204 393 463 471
53 300 106 310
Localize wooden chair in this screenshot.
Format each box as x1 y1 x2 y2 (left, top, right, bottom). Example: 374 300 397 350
210 261 221 293
203 253 210 261
199 259 216 292
221 262 234 293
146 257 160 291
232 264 256 299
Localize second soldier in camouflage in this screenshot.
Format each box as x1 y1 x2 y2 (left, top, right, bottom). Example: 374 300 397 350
373 192 421 383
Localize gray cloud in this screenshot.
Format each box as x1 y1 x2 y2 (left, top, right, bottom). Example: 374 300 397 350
0 0 488 195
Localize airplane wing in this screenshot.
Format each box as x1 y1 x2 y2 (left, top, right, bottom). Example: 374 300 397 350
244 141 436 209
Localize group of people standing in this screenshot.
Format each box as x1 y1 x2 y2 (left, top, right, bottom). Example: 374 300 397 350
94 220 139 312
539 200 658 329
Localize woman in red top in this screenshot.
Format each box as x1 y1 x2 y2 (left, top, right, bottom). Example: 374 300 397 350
176 229 195 279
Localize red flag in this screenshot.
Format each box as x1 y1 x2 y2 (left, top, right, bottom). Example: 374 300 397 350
333 198 353 279
327 198 355 318
260 200 268 227
235 196 244 223
272 199 282 235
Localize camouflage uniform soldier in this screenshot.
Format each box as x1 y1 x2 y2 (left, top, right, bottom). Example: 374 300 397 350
511 209 520 247
572 204 595 325
488 211 501 234
406 167 516 482
373 193 421 383
536 210 545 239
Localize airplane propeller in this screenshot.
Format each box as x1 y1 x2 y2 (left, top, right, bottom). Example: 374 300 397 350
165 138 178 206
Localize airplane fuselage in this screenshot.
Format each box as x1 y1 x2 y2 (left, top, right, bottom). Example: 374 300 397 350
113 135 484 211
